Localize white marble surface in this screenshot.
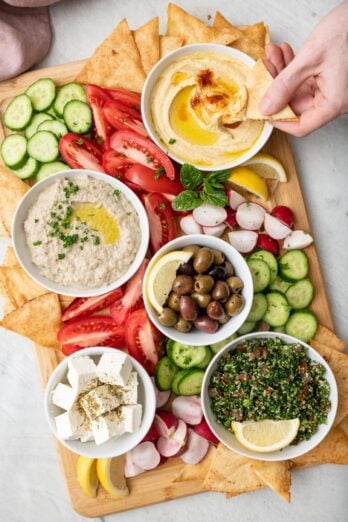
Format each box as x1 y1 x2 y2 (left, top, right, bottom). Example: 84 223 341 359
0 1 347 521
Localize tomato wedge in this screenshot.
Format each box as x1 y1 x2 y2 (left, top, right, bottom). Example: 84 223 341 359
59 133 103 171
58 315 125 355
125 308 164 375
110 259 148 326
125 164 183 195
144 193 177 253
86 84 113 141
102 149 137 177
104 100 147 137
61 288 123 322
105 88 141 109
110 130 175 180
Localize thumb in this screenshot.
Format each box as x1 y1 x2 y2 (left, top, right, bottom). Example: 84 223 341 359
260 55 314 115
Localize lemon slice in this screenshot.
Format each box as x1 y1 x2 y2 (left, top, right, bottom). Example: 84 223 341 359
77 456 99 498
96 456 129 497
232 419 300 453
243 153 287 182
229 166 269 200
146 250 193 314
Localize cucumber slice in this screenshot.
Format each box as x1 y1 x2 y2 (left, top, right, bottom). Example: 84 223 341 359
238 320 256 335
247 293 267 322
25 112 53 139
247 258 271 293
3 94 33 131
196 348 212 369
1 134 27 169
285 311 318 342
27 131 59 163
25 78 56 112
36 161 70 181
249 250 278 284
53 82 86 117
210 334 237 354
279 250 309 282
285 279 314 310
178 369 205 396
263 291 291 327
63 100 92 134
12 157 39 179
38 119 68 139
171 370 185 395
155 356 179 391
269 276 292 294
167 341 210 369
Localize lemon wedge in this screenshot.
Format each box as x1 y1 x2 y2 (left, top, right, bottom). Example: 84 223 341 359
229 166 269 200
243 153 287 182
77 456 99 498
146 250 193 314
232 419 300 453
96 456 129 497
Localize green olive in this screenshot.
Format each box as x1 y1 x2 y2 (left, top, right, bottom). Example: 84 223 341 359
224 261 235 277
157 307 178 326
193 247 214 273
175 317 192 333
167 291 181 312
172 275 194 295
226 276 244 293
194 274 214 294
212 280 230 302
182 245 200 255
192 292 211 308
213 249 225 266
225 294 245 316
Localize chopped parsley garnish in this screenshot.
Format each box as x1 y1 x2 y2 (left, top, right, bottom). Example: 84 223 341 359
93 236 101 245
32 240 42 246
169 138 176 144
154 166 165 180
113 189 121 199
57 253 65 260
145 156 153 164
34 219 39 224
63 181 79 198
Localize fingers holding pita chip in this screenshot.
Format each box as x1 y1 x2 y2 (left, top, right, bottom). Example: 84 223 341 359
312 326 346 353
134 17 160 75
160 35 184 58
0 166 29 235
251 460 291 502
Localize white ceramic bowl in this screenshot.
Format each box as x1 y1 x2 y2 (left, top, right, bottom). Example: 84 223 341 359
143 234 253 346
201 331 338 461
12 169 149 297
44 347 156 458
141 43 273 171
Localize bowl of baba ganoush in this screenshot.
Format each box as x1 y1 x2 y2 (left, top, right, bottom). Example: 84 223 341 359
44 347 156 458
141 43 273 171
12 169 149 297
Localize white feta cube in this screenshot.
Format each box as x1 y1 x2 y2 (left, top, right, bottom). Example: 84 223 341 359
91 410 125 445
52 383 77 411
55 404 89 440
120 404 142 433
97 352 132 386
67 356 97 395
122 371 138 405
79 384 123 420
80 430 95 443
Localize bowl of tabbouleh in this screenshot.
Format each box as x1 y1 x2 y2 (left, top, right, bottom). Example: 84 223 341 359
201 331 337 461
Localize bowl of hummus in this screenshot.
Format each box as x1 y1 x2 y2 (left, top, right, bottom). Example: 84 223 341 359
142 44 273 171
12 170 149 297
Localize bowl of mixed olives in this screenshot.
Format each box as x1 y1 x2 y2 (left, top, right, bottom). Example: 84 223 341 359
143 234 254 346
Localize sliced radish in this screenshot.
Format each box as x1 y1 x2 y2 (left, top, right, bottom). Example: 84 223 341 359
228 189 246 210
180 429 210 465
194 418 219 444
125 451 144 477
154 412 178 438
264 213 292 240
236 202 266 230
151 377 171 408
180 214 203 235
203 223 226 237
157 419 188 458
171 396 203 426
271 205 294 228
131 441 161 471
225 208 237 229
257 233 279 255
283 230 313 250
228 230 258 253
142 422 160 442
192 203 227 227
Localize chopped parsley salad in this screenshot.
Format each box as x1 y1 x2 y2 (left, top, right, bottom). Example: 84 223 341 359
209 337 331 444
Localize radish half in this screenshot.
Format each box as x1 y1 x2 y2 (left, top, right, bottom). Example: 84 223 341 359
193 203 227 227
203 223 226 237
180 428 210 465
236 202 266 230
180 215 203 235
124 451 144 477
225 208 237 229
171 396 203 425
228 230 258 253
194 418 219 444
228 189 246 210
157 419 188 458
154 412 178 438
264 213 292 240
131 441 161 471
283 230 313 250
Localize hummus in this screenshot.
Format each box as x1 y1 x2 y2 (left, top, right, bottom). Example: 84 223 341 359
151 52 264 167
25 175 140 289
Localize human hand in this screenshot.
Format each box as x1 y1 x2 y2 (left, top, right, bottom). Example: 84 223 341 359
260 1 348 136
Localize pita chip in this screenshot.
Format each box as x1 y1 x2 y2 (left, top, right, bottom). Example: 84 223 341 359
312 325 345 352
0 217 9 238
134 17 160 75
75 18 146 93
58 294 75 312
0 165 29 234
251 460 291 502
338 415 348 437
160 35 184 58
0 266 49 309
213 12 265 60
246 59 297 120
0 293 61 349
3 246 19 267
292 426 348 468
173 446 216 483
240 22 267 48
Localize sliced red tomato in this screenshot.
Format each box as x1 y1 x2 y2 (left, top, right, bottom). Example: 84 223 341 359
124 164 183 195
110 131 175 180
105 88 141 109
59 133 103 171
102 149 137 177
86 84 113 141
104 100 147 137
143 193 177 253
125 308 164 375
110 259 148 326
61 288 123 322
58 315 125 355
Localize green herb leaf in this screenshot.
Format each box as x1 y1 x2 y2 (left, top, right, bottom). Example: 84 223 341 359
180 164 203 190
113 189 121 199
172 190 202 211
154 166 165 180
57 253 65 260
206 169 230 183
32 240 42 246
168 138 177 145
200 189 228 207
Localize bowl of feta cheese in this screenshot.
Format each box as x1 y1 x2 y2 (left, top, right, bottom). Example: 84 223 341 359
44 347 156 458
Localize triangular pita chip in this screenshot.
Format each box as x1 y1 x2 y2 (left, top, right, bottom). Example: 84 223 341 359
291 426 348 468
58 294 76 312
0 293 61 349
0 165 29 234
312 326 345 352
1 293 16 315
173 446 216 483
0 217 9 238
134 17 160 75
240 22 267 48
339 415 348 437
213 12 265 60
0 266 49 309
160 35 184 58
3 246 19 267
251 460 291 502
75 19 146 93
246 59 297 120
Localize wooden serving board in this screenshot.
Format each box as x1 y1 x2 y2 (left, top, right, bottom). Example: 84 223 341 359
0 61 334 517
